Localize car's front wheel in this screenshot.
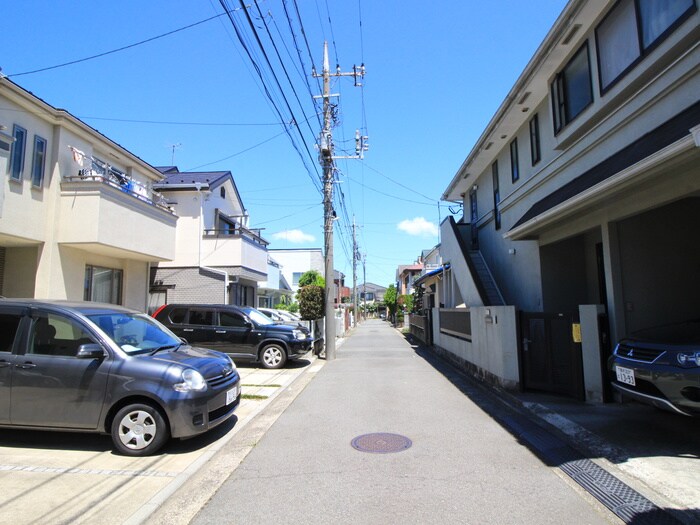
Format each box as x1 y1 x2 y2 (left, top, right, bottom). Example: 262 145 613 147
260 343 287 369
111 403 169 456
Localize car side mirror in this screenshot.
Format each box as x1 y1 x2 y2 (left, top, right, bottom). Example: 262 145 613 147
77 343 107 359
244 319 253 328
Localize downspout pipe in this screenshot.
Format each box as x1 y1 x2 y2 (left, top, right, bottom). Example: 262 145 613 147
196 183 230 304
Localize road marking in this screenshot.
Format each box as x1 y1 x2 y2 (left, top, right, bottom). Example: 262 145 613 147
0 464 178 477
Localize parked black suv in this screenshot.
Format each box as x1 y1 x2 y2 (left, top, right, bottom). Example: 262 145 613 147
153 304 313 369
609 319 700 417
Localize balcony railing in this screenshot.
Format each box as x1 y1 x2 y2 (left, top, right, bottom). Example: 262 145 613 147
203 226 269 247
63 171 175 215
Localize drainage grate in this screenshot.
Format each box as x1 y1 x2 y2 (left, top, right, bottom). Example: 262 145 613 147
351 433 412 454
497 413 684 525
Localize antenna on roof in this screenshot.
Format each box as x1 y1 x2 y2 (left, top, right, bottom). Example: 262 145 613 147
168 143 182 165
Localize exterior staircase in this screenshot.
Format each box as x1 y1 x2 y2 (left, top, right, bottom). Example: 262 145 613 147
468 251 505 306
447 216 506 307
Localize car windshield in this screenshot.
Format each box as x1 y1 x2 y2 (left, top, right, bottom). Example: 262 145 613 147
240 307 274 326
88 312 182 354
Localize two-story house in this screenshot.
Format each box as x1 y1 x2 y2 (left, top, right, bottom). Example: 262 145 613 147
436 0 699 401
149 167 268 310
0 78 177 310
396 263 424 296
358 282 387 304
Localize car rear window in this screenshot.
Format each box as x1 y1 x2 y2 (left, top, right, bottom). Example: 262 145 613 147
168 307 188 324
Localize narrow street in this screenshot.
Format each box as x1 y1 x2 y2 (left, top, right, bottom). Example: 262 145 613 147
189 320 615 524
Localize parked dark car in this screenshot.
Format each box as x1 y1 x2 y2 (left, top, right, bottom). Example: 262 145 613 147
153 304 313 369
0 299 240 456
609 319 700 417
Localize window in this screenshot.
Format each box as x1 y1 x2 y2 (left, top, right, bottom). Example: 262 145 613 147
292 272 303 285
169 307 187 324
551 43 593 133
9 125 26 181
219 311 247 328
596 0 695 91
492 161 501 230
31 136 47 187
188 309 214 326
529 114 541 165
509 138 519 183
84 265 123 305
29 313 95 357
639 0 695 49
220 187 226 199
218 213 236 235
0 312 22 353
469 187 479 248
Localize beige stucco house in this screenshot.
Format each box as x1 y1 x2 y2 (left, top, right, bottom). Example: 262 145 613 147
0 78 177 311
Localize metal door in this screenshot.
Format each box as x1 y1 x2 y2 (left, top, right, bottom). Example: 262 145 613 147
519 311 584 400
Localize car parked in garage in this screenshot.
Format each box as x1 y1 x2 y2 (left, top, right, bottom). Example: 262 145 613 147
609 319 700 417
0 299 240 456
153 304 313 369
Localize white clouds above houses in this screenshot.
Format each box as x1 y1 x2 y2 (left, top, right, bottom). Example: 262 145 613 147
271 229 316 243
397 217 438 237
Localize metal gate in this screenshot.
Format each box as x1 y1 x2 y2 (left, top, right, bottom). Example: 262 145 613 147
519 311 584 401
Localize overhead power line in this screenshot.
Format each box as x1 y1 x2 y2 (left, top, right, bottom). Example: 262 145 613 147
7 10 238 77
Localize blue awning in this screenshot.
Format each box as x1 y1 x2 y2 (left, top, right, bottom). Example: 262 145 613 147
414 264 450 286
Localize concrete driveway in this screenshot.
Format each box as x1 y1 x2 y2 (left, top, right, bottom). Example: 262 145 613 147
0 356 320 525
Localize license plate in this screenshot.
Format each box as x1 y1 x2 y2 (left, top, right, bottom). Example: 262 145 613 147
226 385 239 405
615 366 635 386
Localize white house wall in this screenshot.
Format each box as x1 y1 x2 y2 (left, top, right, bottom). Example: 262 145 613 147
432 306 519 389
269 249 324 293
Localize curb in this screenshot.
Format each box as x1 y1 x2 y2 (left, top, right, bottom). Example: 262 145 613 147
125 352 326 525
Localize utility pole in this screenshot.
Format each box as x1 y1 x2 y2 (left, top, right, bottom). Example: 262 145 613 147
363 254 367 320
314 42 365 361
352 216 358 328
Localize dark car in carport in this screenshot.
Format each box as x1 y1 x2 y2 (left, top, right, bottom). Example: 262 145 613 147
609 319 700 417
0 299 240 456
153 304 313 369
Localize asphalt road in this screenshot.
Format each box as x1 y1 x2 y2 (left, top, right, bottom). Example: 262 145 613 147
3 320 697 524
190 320 615 525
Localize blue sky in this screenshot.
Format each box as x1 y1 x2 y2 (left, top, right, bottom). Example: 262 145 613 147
3 1 566 289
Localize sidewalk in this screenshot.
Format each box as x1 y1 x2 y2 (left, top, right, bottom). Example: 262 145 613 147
187 319 613 525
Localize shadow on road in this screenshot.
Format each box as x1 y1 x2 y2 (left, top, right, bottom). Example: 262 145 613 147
400 332 700 525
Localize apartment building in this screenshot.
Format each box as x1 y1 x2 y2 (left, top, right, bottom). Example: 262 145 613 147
436 0 700 400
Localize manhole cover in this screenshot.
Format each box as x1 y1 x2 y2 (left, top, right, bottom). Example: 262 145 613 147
351 433 412 454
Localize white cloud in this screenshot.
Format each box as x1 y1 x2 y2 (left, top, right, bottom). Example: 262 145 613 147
397 217 438 237
271 229 316 243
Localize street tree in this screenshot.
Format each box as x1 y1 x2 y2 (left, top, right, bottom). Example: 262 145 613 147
384 284 398 323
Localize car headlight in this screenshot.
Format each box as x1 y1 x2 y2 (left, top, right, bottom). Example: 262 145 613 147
677 351 700 368
293 329 307 340
226 354 238 371
174 369 208 392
